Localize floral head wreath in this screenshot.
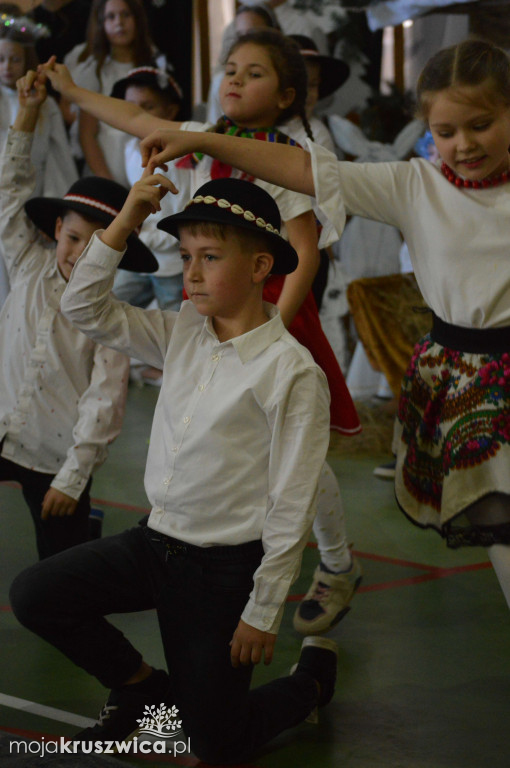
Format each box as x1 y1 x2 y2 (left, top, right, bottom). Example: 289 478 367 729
0 14 50 41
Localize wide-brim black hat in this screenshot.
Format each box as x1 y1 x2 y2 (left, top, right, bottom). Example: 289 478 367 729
157 178 298 275
111 66 183 105
25 176 158 273
290 34 350 100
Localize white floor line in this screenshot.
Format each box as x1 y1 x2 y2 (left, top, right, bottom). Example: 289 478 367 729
0 692 95 728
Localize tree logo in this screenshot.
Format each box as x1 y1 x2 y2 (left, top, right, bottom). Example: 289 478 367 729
136 704 183 739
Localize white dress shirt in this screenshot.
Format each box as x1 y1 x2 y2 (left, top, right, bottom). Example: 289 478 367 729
61 232 331 633
0 130 129 499
308 141 510 329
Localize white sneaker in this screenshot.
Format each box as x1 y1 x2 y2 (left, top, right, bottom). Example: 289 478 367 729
293 557 362 635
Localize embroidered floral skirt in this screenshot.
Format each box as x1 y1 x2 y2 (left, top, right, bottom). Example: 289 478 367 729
394 333 510 548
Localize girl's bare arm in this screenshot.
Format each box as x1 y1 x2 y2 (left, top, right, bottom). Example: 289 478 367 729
43 61 181 139
141 130 316 197
279 210 320 327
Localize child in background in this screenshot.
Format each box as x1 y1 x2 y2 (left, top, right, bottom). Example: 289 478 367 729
206 3 281 124
72 0 159 185
111 65 185 385
140 39 510 611
0 15 77 310
11 174 337 761
0 68 155 560
44 28 363 636
0 16 78 196
284 34 349 154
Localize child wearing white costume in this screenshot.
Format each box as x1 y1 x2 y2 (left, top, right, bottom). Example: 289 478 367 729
42 29 364 636
138 39 510 609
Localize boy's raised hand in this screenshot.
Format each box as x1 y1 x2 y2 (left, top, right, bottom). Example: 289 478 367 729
230 619 276 668
101 164 178 253
16 70 47 109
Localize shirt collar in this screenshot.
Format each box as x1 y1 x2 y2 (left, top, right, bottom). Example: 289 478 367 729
200 303 286 364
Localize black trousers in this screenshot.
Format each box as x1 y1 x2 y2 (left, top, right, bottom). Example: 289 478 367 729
10 522 318 764
0 454 91 559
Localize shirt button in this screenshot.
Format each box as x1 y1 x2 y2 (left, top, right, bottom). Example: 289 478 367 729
211 354 219 362
172 446 178 453
163 477 171 486
183 416 190 424
198 384 204 391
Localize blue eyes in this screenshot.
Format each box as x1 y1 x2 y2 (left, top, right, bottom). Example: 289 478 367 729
180 254 218 263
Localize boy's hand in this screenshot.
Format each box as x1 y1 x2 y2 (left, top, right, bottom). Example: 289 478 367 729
16 70 47 109
140 129 199 173
38 56 76 98
100 166 178 253
230 619 276 668
41 488 79 520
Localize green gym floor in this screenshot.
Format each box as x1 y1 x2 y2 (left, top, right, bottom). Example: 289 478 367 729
1 385 509 768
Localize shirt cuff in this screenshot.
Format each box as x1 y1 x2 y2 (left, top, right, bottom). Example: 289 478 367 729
306 138 346 242
241 598 285 635
79 230 126 270
6 128 34 158
50 469 89 501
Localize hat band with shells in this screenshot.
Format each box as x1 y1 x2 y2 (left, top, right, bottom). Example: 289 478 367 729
185 194 282 237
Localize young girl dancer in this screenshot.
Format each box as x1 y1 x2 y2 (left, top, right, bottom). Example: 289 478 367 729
72 0 158 184
140 39 510 609
43 28 363 635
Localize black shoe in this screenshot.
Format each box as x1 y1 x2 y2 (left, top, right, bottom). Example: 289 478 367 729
73 668 170 745
293 636 338 707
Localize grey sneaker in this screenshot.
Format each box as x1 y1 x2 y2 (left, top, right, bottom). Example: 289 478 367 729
293 557 362 635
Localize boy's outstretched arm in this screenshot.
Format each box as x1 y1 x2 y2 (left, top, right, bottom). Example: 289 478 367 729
141 129 316 198
40 58 180 140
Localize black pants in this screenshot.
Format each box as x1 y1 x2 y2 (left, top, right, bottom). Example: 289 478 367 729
0 454 91 559
10 523 318 764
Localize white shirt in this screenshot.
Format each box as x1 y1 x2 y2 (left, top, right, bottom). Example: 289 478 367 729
73 57 134 187
61 232 331 633
308 141 510 329
0 130 129 499
283 115 336 155
0 86 77 197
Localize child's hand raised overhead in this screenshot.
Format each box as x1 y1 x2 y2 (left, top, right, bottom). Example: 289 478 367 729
38 56 77 99
16 70 47 109
101 165 178 254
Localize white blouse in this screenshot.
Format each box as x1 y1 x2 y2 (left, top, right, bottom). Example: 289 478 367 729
308 140 510 329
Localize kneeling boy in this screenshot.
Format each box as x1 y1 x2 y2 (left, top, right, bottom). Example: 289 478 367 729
0 71 156 559
11 169 337 763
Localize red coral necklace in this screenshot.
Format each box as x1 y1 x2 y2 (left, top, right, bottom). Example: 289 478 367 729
441 161 510 189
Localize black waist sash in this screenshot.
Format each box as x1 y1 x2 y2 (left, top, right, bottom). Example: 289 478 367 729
431 314 510 354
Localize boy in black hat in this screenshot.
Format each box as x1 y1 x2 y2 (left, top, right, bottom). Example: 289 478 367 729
10 168 339 762
0 70 156 559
